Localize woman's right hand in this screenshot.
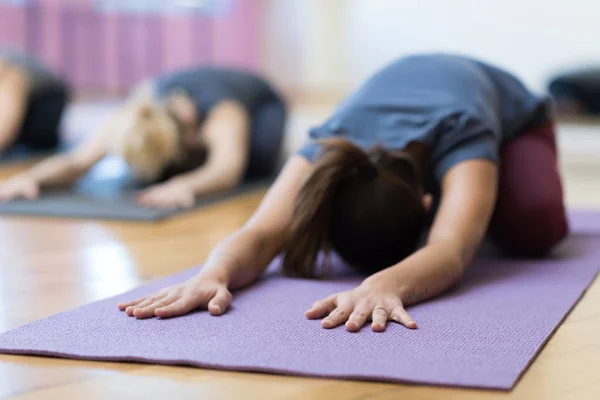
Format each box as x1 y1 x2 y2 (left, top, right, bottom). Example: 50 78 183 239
0 174 40 202
117 275 233 319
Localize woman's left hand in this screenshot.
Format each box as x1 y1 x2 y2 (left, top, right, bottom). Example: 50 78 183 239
305 277 417 332
136 181 196 209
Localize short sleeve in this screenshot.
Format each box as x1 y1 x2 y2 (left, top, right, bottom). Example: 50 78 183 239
433 131 499 183
296 141 321 163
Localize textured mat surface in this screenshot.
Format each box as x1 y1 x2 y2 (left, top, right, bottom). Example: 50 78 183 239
0 211 598 389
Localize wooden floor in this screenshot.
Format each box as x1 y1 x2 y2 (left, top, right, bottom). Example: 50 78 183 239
0 150 599 399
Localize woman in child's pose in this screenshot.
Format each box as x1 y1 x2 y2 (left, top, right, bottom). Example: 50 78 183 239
0 66 286 208
119 54 568 331
0 50 69 155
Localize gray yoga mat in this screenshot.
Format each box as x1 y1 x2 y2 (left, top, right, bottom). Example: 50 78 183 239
0 142 71 164
0 157 269 221
0 211 598 390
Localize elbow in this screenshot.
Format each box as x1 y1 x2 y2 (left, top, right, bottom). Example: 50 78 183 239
447 246 469 282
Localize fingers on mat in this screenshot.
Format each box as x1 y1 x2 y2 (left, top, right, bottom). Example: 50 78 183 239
154 298 197 318
133 296 177 319
208 288 232 316
371 307 389 332
322 303 353 329
305 296 337 319
125 298 157 316
390 307 417 329
118 297 147 311
345 304 370 332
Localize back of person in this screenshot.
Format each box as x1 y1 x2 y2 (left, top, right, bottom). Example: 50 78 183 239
153 67 281 123
300 53 550 189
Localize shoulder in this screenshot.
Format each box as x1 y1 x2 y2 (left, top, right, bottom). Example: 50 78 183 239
0 63 29 95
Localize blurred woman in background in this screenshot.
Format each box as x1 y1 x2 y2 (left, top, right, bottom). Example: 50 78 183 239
0 66 287 208
0 50 69 155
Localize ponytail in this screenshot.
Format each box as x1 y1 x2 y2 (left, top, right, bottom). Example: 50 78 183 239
282 138 379 278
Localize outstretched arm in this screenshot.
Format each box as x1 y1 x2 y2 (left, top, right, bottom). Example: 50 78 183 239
0 100 136 201
200 155 313 289
119 155 313 318
24 127 109 188
384 159 499 304
28 86 158 188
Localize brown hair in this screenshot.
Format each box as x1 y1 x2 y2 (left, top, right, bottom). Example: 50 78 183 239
282 138 428 278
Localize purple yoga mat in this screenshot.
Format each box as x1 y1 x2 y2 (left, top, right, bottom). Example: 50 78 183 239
0 212 599 390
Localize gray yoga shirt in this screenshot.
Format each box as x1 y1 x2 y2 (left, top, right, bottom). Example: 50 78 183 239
153 67 281 123
297 53 551 188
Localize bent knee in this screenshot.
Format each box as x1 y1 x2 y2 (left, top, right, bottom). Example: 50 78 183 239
492 198 569 258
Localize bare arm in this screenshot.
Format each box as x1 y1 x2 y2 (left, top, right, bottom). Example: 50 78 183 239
20 103 136 188
119 155 314 318
24 132 107 188
367 159 499 306
199 155 313 289
168 100 252 195
0 67 28 151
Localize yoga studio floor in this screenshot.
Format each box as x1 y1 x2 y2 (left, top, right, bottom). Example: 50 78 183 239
0 101 599 399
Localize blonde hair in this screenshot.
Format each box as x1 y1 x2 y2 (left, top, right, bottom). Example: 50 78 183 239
111 100 183 183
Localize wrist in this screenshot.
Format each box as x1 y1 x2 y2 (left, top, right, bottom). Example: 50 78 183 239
361 268 401 292
196 251 243 285
195 269 230 286
168 177 196 193
17 171 37 183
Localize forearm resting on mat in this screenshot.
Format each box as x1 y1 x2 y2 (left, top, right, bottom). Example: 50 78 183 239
197 228 283 290
197 157 313 290
169 162 244 197
22 155 92 188
369 240 467 307
23 125 109 188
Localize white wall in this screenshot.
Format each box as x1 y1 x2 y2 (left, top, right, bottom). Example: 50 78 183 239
263 0 600 95
345 0 600 93
262 0 347 92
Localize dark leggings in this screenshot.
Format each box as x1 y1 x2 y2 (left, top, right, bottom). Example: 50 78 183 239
488 121 569 257
17 83 69 150
245 98 287 180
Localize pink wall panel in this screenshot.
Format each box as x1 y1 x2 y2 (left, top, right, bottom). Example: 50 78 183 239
37 0 63 71
102 12 120 91
0 0 262 93
212 0 261 71
0 5 28 51
162 15 197 73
